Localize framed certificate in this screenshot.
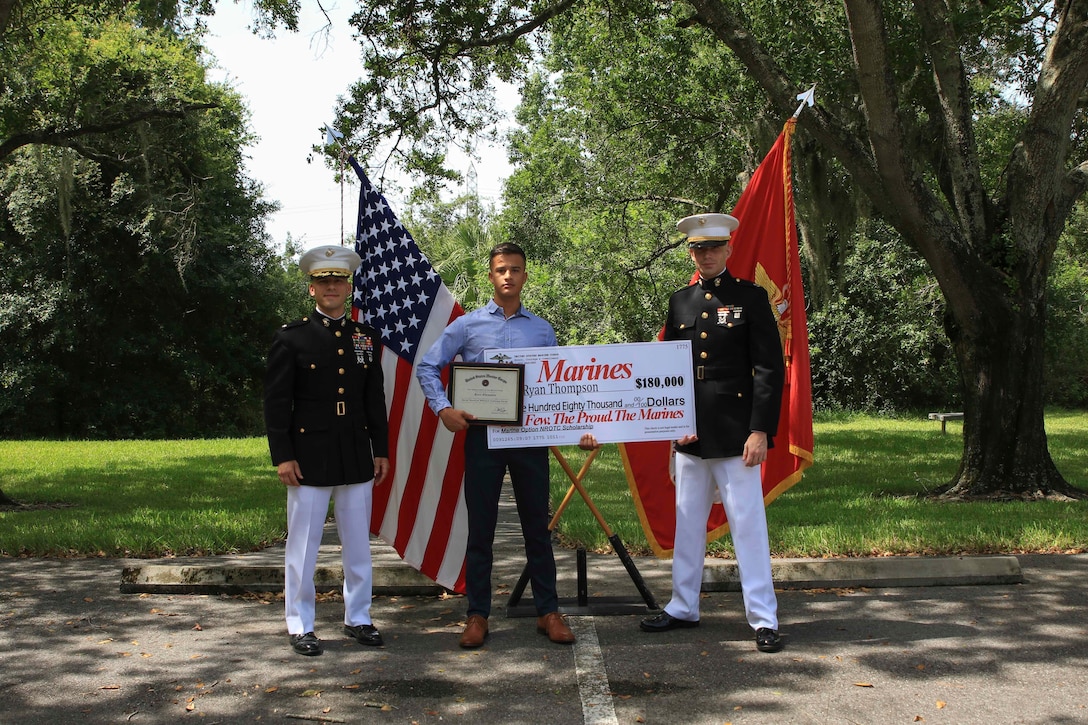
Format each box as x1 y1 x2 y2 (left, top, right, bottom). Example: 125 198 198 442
449 362 526 425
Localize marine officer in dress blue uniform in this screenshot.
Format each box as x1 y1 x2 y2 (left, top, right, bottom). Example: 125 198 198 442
264 245 390 656
639 213 786 653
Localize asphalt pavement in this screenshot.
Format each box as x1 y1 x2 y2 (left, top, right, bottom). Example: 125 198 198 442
2 489 1086 724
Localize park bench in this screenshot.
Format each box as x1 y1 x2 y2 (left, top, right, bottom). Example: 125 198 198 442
928 411 964 434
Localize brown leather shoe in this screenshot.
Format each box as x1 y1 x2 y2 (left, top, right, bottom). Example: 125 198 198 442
459 615 488 648
536 612 575 644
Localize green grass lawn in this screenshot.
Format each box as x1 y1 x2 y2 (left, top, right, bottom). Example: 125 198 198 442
1 411 1086 558
0 438 283 557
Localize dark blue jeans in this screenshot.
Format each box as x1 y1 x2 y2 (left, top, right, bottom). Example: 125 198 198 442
463 426 558 618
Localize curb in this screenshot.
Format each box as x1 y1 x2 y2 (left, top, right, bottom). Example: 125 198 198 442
703 554 1023 590
120 554 1023 596
120 561 446 596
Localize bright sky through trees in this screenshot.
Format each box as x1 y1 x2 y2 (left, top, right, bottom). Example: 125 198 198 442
203 1 512 252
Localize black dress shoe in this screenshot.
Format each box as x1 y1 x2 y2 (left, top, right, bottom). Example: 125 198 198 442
290 632 323 656
344 623 384 647
640 611 699 632
755 627 783 653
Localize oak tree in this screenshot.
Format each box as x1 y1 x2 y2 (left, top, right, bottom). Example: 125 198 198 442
332 0 1087 499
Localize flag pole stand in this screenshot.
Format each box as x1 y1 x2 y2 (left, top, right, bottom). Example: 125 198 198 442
505 446 661 617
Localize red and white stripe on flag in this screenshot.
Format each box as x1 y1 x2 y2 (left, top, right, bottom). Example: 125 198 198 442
348 156 468 593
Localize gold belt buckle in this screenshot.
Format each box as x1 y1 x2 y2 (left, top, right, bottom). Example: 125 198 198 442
336 401 346 416
696 365 705 380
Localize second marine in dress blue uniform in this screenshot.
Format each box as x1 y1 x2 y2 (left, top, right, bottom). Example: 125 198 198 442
640 213 786 654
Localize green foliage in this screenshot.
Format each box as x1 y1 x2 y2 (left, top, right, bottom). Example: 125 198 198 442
807 221 958 411
402 190 495 309
1 12 208 160
1 0 205 39
334 0 528 180
801 211 1088 412
1045 204 1088 406
494 4 764 345
0 12 299 439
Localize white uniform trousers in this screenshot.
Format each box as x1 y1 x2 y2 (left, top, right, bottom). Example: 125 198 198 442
285 481 374 635
665 452 778 631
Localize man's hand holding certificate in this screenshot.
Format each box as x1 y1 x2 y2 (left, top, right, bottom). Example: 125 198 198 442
483 341 696 449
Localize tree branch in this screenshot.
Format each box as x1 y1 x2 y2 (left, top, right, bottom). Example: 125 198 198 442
1013 0 1088 230
0 0 16 38
912 0 991 242
842 0 1000 320
1064 158 1088 199
839 0 926 230
684 0 885 212
690 0 977 316
0 103 218 161
451 0 582 52
626 239 686 277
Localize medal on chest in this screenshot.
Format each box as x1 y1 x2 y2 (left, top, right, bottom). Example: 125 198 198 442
717 305 743 326
352 331 374 364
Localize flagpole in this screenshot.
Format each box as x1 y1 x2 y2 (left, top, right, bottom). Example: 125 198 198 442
340 145 345 245
324 124 348 246
784 85 813 369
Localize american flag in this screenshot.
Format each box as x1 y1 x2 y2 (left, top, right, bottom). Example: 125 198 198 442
348 156 468 593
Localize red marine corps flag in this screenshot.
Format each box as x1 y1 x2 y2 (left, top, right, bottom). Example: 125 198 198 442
348 156 468 593
620 115 814 556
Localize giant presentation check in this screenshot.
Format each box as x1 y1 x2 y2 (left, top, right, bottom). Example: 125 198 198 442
483 341 695 449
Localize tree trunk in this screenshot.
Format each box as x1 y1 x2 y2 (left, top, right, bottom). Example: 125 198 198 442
0 488 19 506
941 278 1082 499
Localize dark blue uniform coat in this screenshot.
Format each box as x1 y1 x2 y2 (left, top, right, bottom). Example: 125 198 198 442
663 270 784 459
264 313 389 486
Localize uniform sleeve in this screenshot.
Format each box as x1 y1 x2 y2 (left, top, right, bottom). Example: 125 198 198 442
748 287 785 436
365 336 390 459
263 331 296 465
415 316 466 414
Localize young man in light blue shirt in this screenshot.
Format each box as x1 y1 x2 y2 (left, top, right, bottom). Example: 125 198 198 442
416 242 575 649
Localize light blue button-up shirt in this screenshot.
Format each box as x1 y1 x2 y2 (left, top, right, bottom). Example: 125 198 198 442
416 299 557 415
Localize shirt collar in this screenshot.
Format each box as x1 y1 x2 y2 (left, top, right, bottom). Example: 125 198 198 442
313 309 346 324
485 298 527 319
698 269 731 290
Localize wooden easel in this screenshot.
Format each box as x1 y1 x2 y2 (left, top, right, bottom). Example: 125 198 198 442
505 445 660 616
